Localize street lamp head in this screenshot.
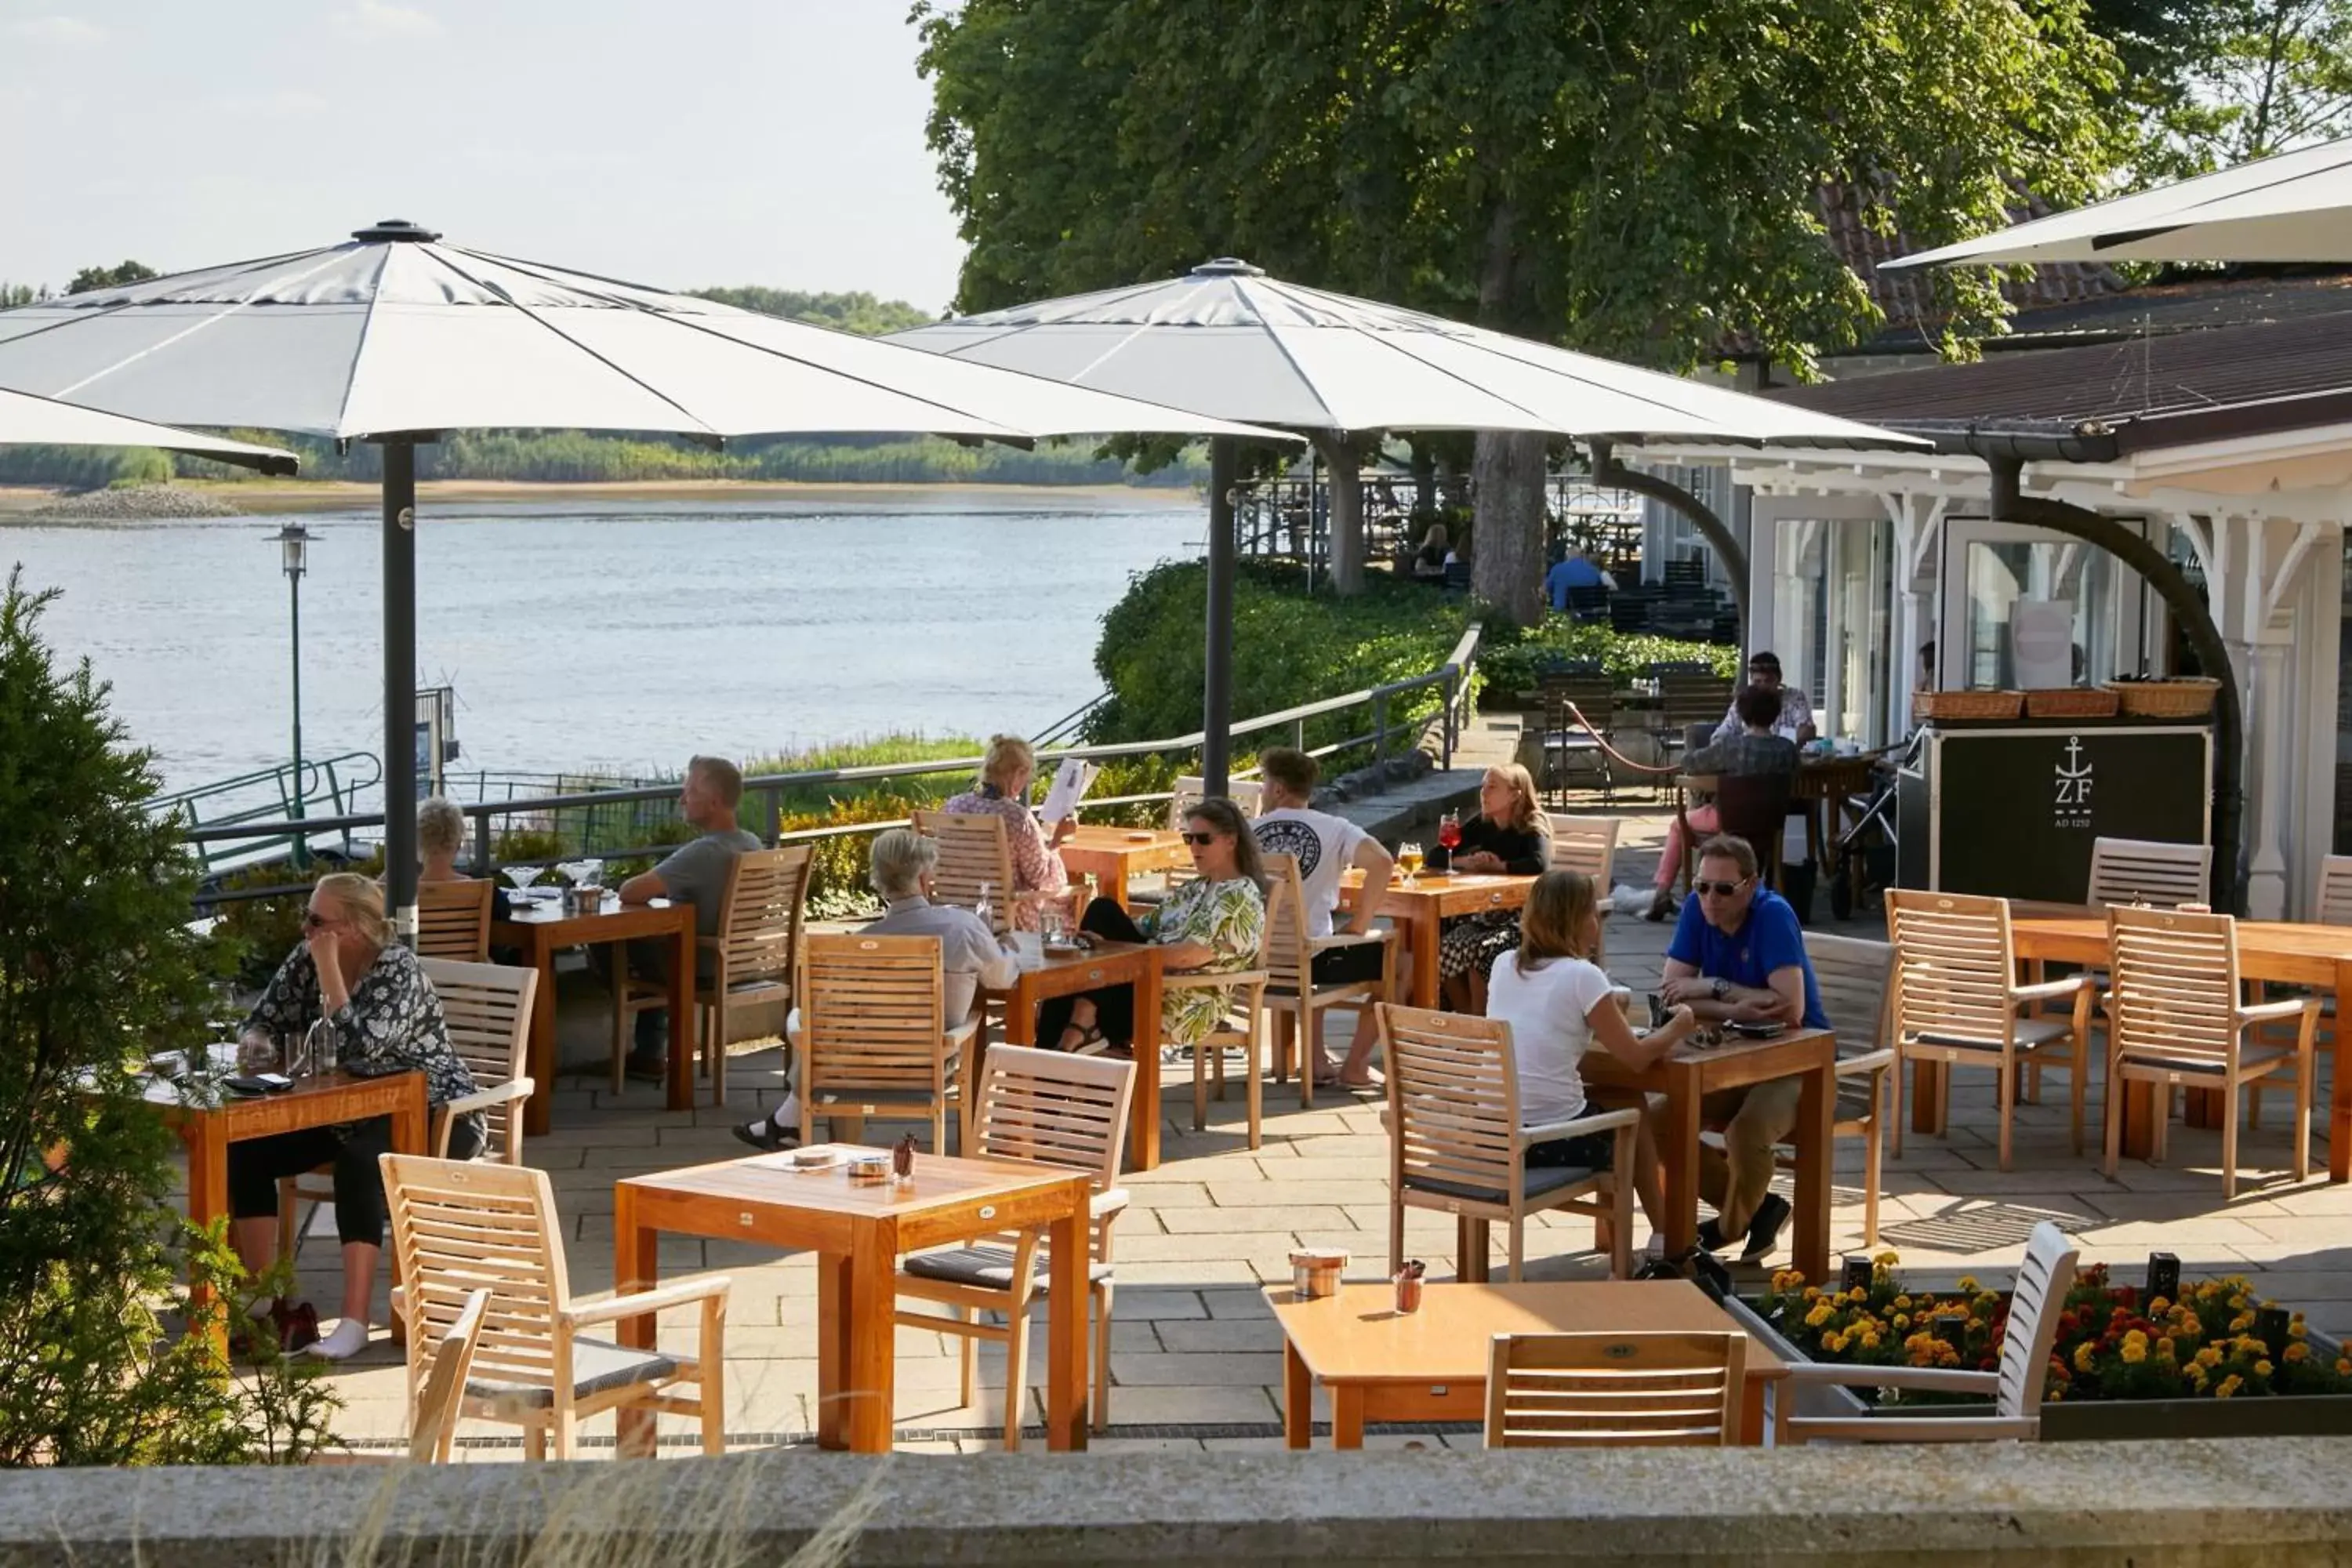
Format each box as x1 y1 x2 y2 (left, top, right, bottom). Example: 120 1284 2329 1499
274 523 314 581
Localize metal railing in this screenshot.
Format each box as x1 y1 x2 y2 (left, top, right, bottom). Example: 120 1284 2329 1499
153 751 382 873
180 625 1483 909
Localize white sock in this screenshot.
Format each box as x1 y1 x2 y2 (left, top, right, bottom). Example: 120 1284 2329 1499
308 1317 370 1360
770 1094 800 1132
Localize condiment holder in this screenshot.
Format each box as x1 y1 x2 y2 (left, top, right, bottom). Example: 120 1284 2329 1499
1290 1247 1348 1300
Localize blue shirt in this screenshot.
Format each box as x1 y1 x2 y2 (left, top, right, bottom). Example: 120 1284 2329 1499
1545 556 1606 609
1665 887 1828 1029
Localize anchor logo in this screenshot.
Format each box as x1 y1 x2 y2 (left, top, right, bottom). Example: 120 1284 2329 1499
2053 735 2094 828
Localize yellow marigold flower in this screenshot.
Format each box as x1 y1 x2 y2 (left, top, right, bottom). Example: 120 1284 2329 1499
1873 1251 1899 1266
1893 1294 1912 1310
2229 1294 2249 1312
1803 1287 1821 1302
1823 1332 1846 1353
1847 1287 1868 1304
2216 1374 2244 1399
2230 1312 2256 1334
1893 1314 1910 1330
2123 1329 2148 1346
1859 1331 1881 1350
1806 1304 1834 1328
1957 1276 1980 1293
2186 1365 2208 1388
2256 1359 2274 1378
2155 1338 2177 1360
2285 1343 2310 1363
2121 1340 2147 1365
2178 1313 2202 1338
2196 1347 2223 1369
2074 1342 2097 1374
2336 1358 2351 1376
2290 1321 2309 1341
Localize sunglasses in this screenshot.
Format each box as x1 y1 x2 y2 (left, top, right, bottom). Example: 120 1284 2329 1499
1693 878 1752 898
301 910 337 931
1180 831 1220 847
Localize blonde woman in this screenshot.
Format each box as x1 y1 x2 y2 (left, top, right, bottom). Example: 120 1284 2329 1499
941 732 1072 930
232 873 480 1359
417 796 470 884
1484 869 1693 1237
1435 764 1552 1012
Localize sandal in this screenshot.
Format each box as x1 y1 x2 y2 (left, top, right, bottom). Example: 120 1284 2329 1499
731 1116 800 1153
1057 1024 1106 1054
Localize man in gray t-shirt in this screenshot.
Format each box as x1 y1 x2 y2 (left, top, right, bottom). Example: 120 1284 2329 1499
616 756 763 1081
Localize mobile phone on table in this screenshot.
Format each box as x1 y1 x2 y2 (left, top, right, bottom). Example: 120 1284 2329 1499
1647 993 1668 1029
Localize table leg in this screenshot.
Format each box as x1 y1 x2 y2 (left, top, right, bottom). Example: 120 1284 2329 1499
844 1236 898 1454
183 1120 230 1359
1330 1384 1365 1450
1911 1058 1942 1137
1411 906 1440 1010
1661 1065 1701 1259
524 931 557 1137
2122 1080 2161 1160
1044 1199 1087 1452
2336 960 2352 1183
1128 960 1163 1171
1107 855 1135 914
1283 1342 1313 1450
815 1250 852 1450
1003 977 1040 1047
612 1190 658 1455
667 917 695 1113
1740 1377 1766 1447
389 1076 429 1158
1793 1058 1834 1285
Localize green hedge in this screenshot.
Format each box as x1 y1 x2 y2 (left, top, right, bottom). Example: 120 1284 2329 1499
1476 621 1740 695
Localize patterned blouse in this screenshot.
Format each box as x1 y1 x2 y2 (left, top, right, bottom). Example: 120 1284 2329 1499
1140 875 1266 1045
243 942 479 1112
942 784 1069 931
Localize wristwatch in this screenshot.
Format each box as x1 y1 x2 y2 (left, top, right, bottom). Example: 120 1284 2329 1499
1710 977 1730 1001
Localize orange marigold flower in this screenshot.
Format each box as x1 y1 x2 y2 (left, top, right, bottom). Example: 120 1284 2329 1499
2216 1374 2244 1399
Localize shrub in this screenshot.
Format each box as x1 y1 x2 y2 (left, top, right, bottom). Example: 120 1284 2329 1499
1475 618 1740 697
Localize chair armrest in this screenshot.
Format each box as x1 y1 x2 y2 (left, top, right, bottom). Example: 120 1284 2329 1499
945 1017 982 1048
1520 1106 1640 1144
1780 1363 1998 1395
1163 967 1269 991
2011 976 2089 1003
564 1272 734 1330
439 1080 533 1120
1309 931 1392 950
2240 998 2318 1024
1834 1048 1895 1078
1091 1187 1130 1221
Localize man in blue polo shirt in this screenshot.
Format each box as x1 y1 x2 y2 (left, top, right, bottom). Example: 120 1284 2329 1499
1658 833 1828 1264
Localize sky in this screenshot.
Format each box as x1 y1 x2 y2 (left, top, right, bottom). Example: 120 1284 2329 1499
0 0 968 310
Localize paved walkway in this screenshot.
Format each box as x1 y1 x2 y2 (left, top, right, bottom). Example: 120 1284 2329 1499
268 804 2352 1455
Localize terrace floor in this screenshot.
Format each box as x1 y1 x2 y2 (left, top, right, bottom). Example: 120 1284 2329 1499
251 808 2352 1456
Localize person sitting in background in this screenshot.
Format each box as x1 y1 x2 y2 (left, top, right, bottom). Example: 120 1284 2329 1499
417 796 470 884
1485 869 1694 1240
1544 546 1617 612
1410 521 1450 581
1657 833 1828 1264
1040 798 1266 1056
615 755 763 1083
233 873 480 1360
1709 651 1815 744
1647 684 1799 922
1251 746 1396 1088
733 829 1016 1153
941 733 1072 930
1434 764 1553 1013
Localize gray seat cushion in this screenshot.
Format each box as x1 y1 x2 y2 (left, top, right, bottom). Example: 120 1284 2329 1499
1403 1165 1594 1207
1916 1016 2074 1051
902 1244 1113 1290
465 1338 679 1410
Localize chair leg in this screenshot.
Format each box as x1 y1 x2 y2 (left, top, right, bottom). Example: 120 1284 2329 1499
1609 1177 1632 1279
1505 1214 1524 1284
2103 1065 2124 1181
523 1425 546 1462
1192 1037 1209 1133
1298 1009 1317 1112
1000 1297 1033 1452
2221 1078 2240 1202
1890 1053 1906 1160
699 1360 726 1457
550 1407 577 1461
1091 1282 1115 1434
1389 1200 1406 1278
2295 1047 2315 1183
2249 1080 2263 1131
1245 1018 1263 1152
1863 1114 1883 1248
1996 1054 2014 1172
1935 1056 1951 1138
959 1308 976 1410
709 1005 728 1109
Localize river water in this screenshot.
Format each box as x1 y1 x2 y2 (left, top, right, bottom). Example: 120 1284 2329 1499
1 490 1202 798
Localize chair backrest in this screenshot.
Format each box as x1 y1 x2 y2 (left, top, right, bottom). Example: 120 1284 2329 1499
1259 854 1316 994
2316 855 2352 927
416 879 493 962
381 1155 571 1413
800 933 949 1098
1169 776 1265 831
1997 1222 2082 1421
1541 672 1614 734
915 811 1015 935
1657 671 1733 730
1711 773 1793 869
715 844 812 989
971 1044 1136 1191
407 1287 489 1463
1546 815 1619 885
1484 1330 1746 1448
1803 933 1893 1053
1884 889 2020 1048
418 957 537 1162
1379 1003 1518 1198
2106 904 2242 1066
2086 837 2212 909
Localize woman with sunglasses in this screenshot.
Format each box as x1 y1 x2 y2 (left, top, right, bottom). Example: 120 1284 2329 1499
230 873 481 1359
1434 764 1552 1013
1040 797 1267 1055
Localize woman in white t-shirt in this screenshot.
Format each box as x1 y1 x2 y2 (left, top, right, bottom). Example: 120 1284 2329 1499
1483 869 1696 1235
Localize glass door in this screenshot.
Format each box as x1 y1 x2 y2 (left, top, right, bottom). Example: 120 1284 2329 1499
1938 518 2145 691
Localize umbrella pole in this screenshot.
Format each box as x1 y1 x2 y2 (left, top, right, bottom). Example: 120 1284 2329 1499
1203 436 1236 797
381 437 419 946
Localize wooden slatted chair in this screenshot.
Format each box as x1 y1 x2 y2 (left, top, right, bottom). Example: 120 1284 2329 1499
416 879 493 962
1377 1002 1636 1282
1782 933 1895 1245
1886 889 2093 1170
1261 853 1392 1110
1484 1331 1745 1449
1539 671 1617 804
614 845 811 1103
914 810 1018 936
2315 855 2352 926
279 959 539 1260
895 1046 1136 1448
309 1288 490 1465
379 1154 728 1461
1167 775 1264 831
797 933 979 1154
1783 1221 2078 1443
1547 813 1620 964
1163 891 1272 1149
2103 906 2319 1200
2086 836 2213 909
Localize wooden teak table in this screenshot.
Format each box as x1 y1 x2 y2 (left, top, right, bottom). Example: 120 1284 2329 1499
1338 871 1537 1009
492 896 695 1132
2007 908 2352 1176
1581 1027 1837 1281
1269 1279 1788 1447
151 1068 428 1356
1059 826 1192 913
985 939 1165 1170
614 1146 1093 1452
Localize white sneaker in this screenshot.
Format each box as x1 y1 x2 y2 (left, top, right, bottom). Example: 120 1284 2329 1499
307 1317 371 1360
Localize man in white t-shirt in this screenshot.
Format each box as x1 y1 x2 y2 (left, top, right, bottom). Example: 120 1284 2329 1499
1251 747 1396 1088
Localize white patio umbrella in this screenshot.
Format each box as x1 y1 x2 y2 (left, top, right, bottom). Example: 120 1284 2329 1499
0 221 1285 932
891 258 1916 787
1886 136 2352 267
0 383 296 474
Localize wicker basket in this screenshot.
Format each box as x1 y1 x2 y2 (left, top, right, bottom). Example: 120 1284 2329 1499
1915 689 2024 721
2025 688 2122 720
2105 677 2220 720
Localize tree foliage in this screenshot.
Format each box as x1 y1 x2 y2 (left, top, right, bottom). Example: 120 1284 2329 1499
2092 0 2352 178
688 285 936 336
66 260 158 295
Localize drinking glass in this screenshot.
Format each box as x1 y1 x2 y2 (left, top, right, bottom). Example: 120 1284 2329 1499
1437 811 1463 853
503 863 543 893
1397 842 1424 884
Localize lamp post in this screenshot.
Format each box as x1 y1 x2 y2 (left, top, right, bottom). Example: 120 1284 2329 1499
274 524 313 868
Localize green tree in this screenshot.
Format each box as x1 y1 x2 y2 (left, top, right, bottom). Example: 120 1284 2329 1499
2092 0 2352 176
66 260 160 295
688 286 935 336
0 569 336 1465
916 0 2122 623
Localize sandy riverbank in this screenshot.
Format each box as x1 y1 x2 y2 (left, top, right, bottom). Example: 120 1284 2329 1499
0 477 1195 516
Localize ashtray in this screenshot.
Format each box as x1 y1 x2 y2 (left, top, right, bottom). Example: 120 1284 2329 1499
1125 831 1154 842
786 1148 839 1171
846 1158 892 1185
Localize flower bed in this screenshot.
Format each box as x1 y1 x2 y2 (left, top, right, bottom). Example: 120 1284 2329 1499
1735 1253 2352 1440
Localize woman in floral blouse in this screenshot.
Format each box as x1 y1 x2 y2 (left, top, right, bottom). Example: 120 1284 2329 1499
1039 797 1266 1054
231 873 479 1359
941 734 1073 931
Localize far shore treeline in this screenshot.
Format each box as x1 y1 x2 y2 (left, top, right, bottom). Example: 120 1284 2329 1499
0 275 1204 490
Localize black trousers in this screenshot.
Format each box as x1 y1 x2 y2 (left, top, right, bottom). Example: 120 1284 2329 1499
227 1116 396 1247
1038 898 1148 1047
